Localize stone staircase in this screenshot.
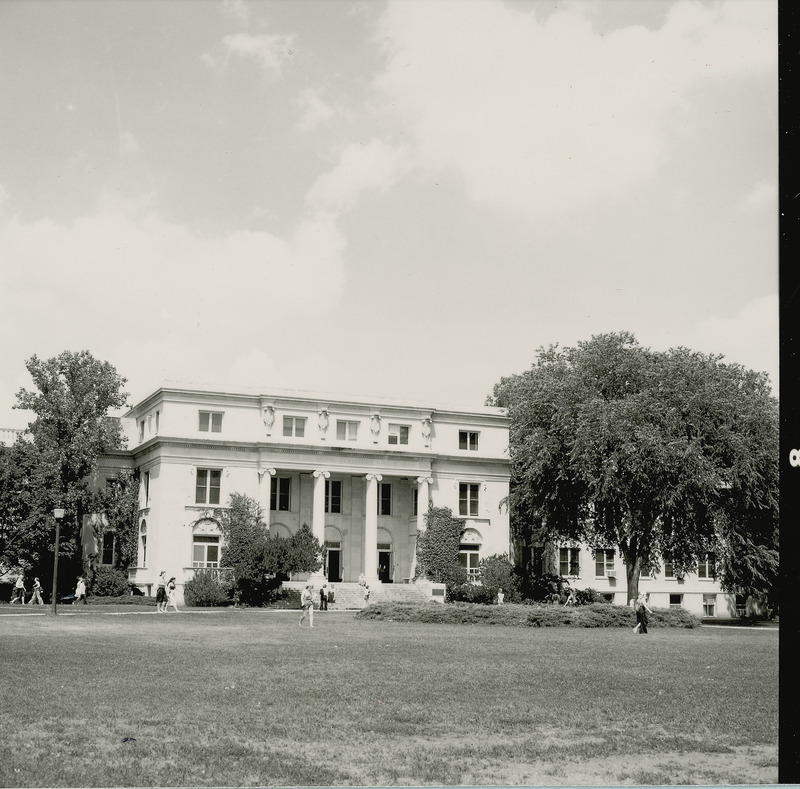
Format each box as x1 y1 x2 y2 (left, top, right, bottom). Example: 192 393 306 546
284 581 432 610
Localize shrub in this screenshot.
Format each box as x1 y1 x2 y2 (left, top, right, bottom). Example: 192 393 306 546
183 570 234 607
90 566 131 597
477 553 523 602
415 507 468 592
448 582 496 605
355 600 701 628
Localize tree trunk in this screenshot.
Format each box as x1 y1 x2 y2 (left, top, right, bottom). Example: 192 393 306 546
622 545 643 604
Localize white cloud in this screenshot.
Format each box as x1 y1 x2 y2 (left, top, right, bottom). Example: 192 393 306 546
0 206 348 410
371 0 776 218
306 139 410 215
693 294 778 388
220 32 295 74
296 88 336 133
739 179 776 213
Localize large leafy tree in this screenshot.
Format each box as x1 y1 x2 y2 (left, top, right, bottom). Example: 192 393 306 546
2 351 129 586
491 332 778 604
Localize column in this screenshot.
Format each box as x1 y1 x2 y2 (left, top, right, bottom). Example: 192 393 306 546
257 467 276 528
409 476 432 581
364 473 382 585
310 470 330 583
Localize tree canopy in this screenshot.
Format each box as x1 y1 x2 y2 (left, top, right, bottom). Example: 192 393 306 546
0 351 129 587
490 332 778 603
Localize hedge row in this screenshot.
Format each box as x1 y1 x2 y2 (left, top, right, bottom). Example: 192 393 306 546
355 600 701 628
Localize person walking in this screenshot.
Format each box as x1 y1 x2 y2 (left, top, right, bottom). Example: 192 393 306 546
299 584 314 627
165 577 180 612
74 576 87 605
30 577 44 605
156 571 168 613
363 584 371 606
633 591 652 634
10 574 26 604
320 584 328 611
327 584 335 607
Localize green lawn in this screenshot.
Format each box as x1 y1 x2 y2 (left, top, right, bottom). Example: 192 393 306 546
0 607 779 786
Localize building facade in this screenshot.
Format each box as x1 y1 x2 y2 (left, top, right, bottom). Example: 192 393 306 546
98 384 511 603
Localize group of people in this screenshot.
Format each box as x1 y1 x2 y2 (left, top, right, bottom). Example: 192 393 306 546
9 574 44 605
155 570 179 613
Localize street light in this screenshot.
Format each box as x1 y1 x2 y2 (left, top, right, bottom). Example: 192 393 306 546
51 508 65 615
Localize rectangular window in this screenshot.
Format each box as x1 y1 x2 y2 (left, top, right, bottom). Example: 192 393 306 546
697 552 715 579
270 477 291 511
336 421 359 441
101 532 115 565
388 424 410 445
412 488 418 517
559 547 580 577
325 479 342 513
378 482 392 515
138 420 145 442
703 593 716 617
459 482 480 517
595 549 615 577
195 468 221 505
143 471 150 506
155 410 160 433
664 558 675 579
669 593 683 609
198 411 223 433
459 430 479 451
283 416 306 437
192 535 220 568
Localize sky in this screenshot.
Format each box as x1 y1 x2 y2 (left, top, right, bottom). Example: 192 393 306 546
0 0 778 428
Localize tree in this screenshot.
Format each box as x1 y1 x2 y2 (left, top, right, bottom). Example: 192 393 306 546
415 506 468 590
5 351 129 586
491 332 778 604
219 495 323 605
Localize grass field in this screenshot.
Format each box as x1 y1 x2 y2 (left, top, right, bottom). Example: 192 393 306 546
0 606 779 786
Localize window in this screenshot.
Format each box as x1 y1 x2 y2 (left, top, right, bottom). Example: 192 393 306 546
270 477 291 511
663 558 675 579
459 482 480 517
459 544 480 579
378 483 392 515
138 420 145 442
101 532 115 565
703 593 716 617
155 410 160 433
198 411 223 433
559 547 580 577
325 480 342 513
139 521 147 567
669 593 683 609
195 468 222 505
283 416 306 437
143 471 150 507
412 488 418 517
595 549 615 577
336 421 359 441
193 535 220 568
459 430 479 451
388 424 409 445
697 552 716 579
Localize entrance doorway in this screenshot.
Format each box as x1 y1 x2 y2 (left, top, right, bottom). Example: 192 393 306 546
327 547 342 582
378 551 392 583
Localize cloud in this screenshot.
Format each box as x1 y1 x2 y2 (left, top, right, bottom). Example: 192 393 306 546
306 139 410 215
371 0 777 218
221 0 250 26
0 205 347 405
693 294 778 388
220 32 296 74
296 88 336 133
739 179 776 213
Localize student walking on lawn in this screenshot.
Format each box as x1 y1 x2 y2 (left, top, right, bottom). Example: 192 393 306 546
165 577 180 612
30 577 44 605
633 592 652 634
10 574 26 604
299 584 314 627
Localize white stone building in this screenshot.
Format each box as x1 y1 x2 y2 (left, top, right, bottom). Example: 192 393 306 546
97 383 511 603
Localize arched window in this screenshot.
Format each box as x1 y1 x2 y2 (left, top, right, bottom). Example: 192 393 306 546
459 528 482 580
139 520 147 568
192 518 222 569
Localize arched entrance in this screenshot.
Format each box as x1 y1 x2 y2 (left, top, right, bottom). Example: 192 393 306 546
324 526 343 582
377 527 393 583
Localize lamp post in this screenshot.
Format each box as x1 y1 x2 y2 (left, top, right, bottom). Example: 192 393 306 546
51 508 65 615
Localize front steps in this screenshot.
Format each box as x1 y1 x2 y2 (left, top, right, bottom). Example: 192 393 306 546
283 581 434 610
